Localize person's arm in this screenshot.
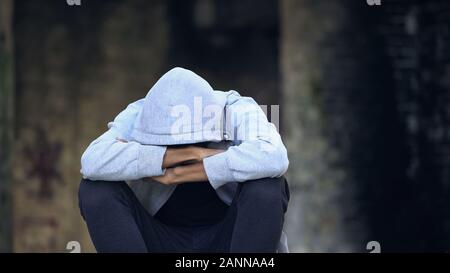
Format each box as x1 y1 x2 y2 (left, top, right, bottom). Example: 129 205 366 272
149 92 289 187
80 99 168 181
161 146 223 168
202 92 289 189
151 162 209 185
80 99 222 181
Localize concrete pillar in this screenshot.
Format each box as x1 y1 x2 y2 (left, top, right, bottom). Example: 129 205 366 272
12 0 169 252
280 0 402 252
0 0 14 253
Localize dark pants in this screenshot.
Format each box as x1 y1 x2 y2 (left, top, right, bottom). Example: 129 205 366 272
78 177 289 253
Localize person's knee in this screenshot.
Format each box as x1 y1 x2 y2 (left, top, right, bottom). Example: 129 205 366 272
78 179 127 214
239 177 288 209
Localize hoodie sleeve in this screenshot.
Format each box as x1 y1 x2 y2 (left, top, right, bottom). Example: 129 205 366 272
203 92 289 189
80 99 167 181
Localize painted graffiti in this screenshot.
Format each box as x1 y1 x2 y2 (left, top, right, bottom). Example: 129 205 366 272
23 128 64 200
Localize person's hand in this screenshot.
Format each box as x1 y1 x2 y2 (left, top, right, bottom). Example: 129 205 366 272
193 146 224 160
150 168 177 185
150 146 225 185
162 146 225 168
149 162 209 185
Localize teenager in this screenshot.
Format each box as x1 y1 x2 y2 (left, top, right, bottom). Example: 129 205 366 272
79 67 290 253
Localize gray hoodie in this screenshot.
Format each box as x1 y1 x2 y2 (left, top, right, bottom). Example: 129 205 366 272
81 67 290 252
129 67 229 145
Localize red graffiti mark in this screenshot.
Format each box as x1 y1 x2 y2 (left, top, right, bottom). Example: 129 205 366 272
23 128 64 200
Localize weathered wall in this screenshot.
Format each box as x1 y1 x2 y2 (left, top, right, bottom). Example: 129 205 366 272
281 0 406 252
0 0 14 253
7 0 450 253
282 0 450 252
167 0 280 107
10 0 280 252
376 0 450 251
12 0 169 252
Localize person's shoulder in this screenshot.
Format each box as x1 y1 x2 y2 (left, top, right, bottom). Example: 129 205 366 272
106 98 145 131
223 90 259 107
126 98 145 109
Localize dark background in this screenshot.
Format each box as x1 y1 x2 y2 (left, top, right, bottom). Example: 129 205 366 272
0 0 449 252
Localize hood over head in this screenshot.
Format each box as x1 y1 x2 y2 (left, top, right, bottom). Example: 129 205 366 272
129 67 229 145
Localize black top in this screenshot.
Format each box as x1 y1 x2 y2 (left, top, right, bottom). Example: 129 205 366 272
154 181 229 227
154 142 231 227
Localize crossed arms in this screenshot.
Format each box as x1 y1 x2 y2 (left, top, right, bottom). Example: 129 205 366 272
122 141 223 185
80 93 289 189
